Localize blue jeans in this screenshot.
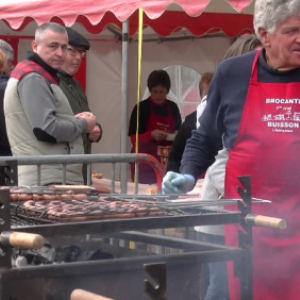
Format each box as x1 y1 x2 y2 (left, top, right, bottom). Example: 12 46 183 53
197 232 229 300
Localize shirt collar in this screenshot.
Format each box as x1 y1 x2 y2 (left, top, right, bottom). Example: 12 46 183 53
201 95 207 103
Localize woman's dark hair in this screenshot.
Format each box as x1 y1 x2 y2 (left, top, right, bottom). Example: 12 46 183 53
147 70 171 92
223 34 262 60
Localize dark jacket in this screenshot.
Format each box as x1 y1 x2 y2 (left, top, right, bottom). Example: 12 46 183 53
0 74 11 155
58 71 102 184
0 74 10 185
58 71 102 155
166 111 196 173
128 97 182 137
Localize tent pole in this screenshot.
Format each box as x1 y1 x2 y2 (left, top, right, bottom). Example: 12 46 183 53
120 19 129 194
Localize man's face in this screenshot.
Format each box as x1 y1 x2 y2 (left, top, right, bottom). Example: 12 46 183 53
150 85 168 105
260 15 300 69
60 45 86 76
32 29 68 69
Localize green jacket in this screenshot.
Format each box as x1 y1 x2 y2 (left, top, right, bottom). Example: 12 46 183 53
58 71 102 154
59 71 102 183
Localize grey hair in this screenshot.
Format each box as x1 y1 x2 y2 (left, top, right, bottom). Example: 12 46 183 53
35 22 67 43
0 40 14 61
254 0 300 35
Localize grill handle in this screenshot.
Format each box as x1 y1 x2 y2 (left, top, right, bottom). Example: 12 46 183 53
0 232 45 249
70 289 113 300
246 214 287 230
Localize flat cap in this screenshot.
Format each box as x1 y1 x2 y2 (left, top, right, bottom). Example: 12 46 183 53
66 27 90 50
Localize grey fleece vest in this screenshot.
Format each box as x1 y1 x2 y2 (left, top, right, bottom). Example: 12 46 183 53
4 65 84 186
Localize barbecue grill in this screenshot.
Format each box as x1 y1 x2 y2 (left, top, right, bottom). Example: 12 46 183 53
0 155 286 300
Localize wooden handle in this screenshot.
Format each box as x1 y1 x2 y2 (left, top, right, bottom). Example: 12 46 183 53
0 232 45 249
70 289 113 300
246 215 287 230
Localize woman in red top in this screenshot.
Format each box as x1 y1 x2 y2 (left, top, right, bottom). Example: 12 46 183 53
128 70 182 184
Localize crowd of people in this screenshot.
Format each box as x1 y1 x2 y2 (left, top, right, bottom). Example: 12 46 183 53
0 23 102 186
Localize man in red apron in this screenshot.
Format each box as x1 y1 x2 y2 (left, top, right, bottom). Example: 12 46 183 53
162 1 300 299
128 70 181 184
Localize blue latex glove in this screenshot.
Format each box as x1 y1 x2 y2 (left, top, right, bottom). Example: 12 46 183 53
162 171 196 194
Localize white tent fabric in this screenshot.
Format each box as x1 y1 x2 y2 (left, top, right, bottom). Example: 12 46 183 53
17 36 230 179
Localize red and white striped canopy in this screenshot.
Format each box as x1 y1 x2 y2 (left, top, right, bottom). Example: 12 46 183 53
0 0 254 37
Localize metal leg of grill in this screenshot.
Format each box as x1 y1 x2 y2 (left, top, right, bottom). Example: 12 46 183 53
0 189 12 300
2 160 18 186
236 176 253 300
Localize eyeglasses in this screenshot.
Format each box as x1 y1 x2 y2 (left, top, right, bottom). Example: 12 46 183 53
67 47 86 57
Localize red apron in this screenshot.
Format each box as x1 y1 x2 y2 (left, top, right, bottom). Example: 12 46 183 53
224 50 300 300
131 101 175 184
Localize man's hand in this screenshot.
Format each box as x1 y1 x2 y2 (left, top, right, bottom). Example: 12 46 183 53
162 171 195 194
89 126 101 142
75 112 95 119
151 129 168 142
75 112 96 133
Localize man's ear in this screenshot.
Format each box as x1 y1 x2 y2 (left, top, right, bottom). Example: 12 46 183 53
32 40 38 53
258 28 270 48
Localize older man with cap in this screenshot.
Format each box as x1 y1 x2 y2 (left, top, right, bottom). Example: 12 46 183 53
163 0 300 299
59 27 102 184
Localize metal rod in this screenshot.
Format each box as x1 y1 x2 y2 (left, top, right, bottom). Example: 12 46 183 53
62 164 66 184
120 19 129 195
111 163 116 194
11 212 240 236
107 231 237 252
87 163 91 185
110 198 270 208
0 154 159 165
4 249 247 280
37 165 41 186
134 162 139 194
161 199 271 208
155 189 165 254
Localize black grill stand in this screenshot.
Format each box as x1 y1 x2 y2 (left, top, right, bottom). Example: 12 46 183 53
0 176 254 300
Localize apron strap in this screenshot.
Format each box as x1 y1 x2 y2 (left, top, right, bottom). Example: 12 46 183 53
250 50 262 85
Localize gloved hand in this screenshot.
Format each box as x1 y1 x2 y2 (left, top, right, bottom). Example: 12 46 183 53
162 171 195 194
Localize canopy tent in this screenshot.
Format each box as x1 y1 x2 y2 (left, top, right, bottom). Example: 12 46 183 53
0 0 255 91
0 0 255 191
0 0 254 37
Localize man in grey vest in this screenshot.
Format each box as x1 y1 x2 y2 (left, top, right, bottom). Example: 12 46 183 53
4 22 97 186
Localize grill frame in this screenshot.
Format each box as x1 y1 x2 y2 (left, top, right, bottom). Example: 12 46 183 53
0 177 253 300
0 154 254 300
